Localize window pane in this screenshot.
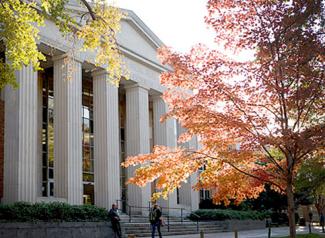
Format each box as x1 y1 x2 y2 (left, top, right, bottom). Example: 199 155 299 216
83 119 90 132
48 97 54 109
83 107 90 119
49 168 54 179
42 108 47 121
83 147 90 160
50 182 54 196
83 159 93 172
42 168 48 181
42 182 47 197
83 173 94 182
42 153 47 166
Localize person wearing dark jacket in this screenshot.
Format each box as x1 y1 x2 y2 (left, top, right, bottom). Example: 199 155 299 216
149 204 162 238
109 204 122 238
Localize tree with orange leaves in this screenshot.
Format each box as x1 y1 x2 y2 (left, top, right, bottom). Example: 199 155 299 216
123 1 325 237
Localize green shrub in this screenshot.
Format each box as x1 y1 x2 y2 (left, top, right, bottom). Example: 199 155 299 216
0 202 110 222
279 235 325 238
189 209 270 221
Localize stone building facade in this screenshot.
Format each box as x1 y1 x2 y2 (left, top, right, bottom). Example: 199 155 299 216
0 4 199 213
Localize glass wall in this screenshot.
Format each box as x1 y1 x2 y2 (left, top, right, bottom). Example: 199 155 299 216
41 71 95 202
119 92 127 211
82 78 94 205
41 69 55 197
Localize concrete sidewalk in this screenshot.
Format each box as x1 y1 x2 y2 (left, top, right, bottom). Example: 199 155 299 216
145 226 325 238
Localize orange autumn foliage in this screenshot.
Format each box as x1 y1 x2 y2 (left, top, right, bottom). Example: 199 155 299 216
123 1 324 237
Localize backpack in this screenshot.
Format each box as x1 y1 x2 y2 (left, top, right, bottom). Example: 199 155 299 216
149 209 156 222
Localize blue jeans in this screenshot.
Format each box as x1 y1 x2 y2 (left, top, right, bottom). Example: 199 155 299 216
151 221 162 238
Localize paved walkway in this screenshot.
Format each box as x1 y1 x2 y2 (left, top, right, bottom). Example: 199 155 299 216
145 226 325 238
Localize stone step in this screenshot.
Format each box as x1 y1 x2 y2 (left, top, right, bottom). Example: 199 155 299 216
122 228 224 237
121 220 225 238
122 223 223 228
121 217 192 223
124 228 223 234
124 226 223 232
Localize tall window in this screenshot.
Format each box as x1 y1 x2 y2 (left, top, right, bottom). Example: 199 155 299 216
41 69 54 197
176 188 180 204
199 189 210 201
199 165 210 201
82 79 94 204
119 94 127 212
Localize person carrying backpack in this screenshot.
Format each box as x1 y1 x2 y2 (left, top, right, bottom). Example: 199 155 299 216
149 204 162 238
109 204 122 238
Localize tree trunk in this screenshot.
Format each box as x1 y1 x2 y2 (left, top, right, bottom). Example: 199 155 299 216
287 182 296 238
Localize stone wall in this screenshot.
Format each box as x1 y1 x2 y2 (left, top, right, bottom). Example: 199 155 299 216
217 219 266 231
0 100 4 201
0 222 114 238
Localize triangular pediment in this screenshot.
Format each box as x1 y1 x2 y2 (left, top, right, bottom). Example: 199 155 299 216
117 10 164 66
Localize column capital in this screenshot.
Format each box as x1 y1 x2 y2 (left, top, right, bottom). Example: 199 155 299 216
124 83 150 91
52 54 84 64
151 94 164 101
91 69 108 78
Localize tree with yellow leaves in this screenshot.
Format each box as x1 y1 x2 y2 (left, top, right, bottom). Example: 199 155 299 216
0 0 124 89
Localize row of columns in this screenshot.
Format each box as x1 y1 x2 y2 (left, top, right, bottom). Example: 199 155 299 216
2 56 181 209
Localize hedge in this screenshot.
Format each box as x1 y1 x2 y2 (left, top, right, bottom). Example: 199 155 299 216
189 209 270 221
0 202 110 222
279 235 325 238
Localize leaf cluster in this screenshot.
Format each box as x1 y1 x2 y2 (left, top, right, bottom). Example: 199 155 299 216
295 156 325 196
0 0 45 87
0 0 125 89
124 0 325 209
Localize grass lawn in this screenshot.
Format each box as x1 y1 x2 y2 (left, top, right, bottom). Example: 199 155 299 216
278 234 325 238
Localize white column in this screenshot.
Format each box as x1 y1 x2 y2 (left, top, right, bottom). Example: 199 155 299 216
176 121 197 208
37 77 43 198
190 172 200 211
53 55 82 204
189 136 200 210
93 70 120 209
166 118 179 210
3 64 38 203
152 96 178 208
125 84 151 209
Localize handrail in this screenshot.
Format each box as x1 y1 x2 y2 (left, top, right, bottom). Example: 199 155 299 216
116 198 198 229
160 206 186 211
190 212 200 219
190 212 201 232
116 199 152 222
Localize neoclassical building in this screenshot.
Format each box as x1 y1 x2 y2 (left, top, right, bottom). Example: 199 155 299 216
0 3 200 212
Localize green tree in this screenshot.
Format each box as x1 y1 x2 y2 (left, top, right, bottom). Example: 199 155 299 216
0 0 124 89
295 156 325 215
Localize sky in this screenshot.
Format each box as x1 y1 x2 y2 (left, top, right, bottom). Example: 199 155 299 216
113 0 216 53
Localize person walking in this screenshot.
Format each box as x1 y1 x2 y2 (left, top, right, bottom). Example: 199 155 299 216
149 204 162 238
109 204 122 238
320 213 325 233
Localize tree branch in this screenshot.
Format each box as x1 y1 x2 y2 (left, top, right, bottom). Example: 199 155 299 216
79 0 96 20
